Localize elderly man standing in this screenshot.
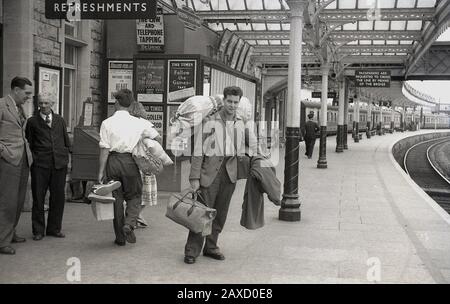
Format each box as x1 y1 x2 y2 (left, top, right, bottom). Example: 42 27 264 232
25 95 71 241
0 77 33 255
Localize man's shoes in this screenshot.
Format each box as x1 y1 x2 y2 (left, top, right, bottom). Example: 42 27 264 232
33 234 44 241
122 225 136 243
12 235 26 243
114 239 126 246
46 232 65 238
0 246 15 255
184 256 196 264
88 192 115 204
92 180 121 196
203 251 225 260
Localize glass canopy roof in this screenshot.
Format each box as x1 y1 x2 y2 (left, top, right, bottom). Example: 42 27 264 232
159 0 442 65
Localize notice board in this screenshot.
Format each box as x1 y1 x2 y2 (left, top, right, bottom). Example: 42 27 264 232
355 70 391 87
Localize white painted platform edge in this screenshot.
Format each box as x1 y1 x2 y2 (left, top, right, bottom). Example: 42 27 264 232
388 133 450 225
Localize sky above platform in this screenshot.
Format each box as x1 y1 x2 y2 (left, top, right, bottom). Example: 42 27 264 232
408 81 450 104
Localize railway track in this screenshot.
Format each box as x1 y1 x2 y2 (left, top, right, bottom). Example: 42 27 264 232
404 137 450 213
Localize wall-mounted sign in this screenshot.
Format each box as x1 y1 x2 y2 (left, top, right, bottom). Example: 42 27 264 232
141 104 164 135
35 63 62 114
224 34 239 66
46 0 156 20
241 46 254 74
167 60 196 104
136 59 165 103
217 29 233 64
136 7 164 52
312 92 337 98
236 42 250 72
108 60 133 104
355 70 391 87
176 5 202 31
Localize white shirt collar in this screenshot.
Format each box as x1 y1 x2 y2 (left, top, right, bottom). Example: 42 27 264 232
40 112 52 121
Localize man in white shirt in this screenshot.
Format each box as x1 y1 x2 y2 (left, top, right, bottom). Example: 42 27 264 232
98 89 157 246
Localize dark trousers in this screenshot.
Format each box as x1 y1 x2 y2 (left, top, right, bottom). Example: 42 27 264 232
184 163 236 258
31 164 67 235
305 137 316 158
106 153 142 242
0 153 29 247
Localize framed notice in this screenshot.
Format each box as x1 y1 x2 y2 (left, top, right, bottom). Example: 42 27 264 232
136 7 164 52
108 61 133 104
236 42 250 72
141 104 164 136
35 63 62 114
217 29 233 63
136 59 165 103
224 34 239 66
167 60 196 104
355 70 391 87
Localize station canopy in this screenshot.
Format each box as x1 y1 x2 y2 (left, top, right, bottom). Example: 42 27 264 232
158 0 448 107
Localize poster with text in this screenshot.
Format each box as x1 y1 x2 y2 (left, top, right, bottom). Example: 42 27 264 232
141 104 164 136
167 60 196 104
136 7 164 52
108 61 133 104
136 59 165 103
38 65 61 114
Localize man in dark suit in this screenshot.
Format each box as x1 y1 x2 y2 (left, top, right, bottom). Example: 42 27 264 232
0 76 33 255
302 111 319 159
25 95 71 241
183 86 255 264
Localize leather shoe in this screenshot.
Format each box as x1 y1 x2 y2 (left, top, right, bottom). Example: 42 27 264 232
122 225 136 243
114 239 126 246
33 234 44 241
46 232 65 238
203 251 225 260
0 246 16 255
184 256 196 264
12 235 26 243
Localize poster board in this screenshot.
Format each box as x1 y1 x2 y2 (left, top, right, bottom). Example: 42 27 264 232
108 61 133 104
136 59 165 102
136 7 164 52
167 59 196 104
141 104 164 135
35 63 62 114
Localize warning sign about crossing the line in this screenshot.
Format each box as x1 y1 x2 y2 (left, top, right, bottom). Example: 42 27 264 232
355 70 391 88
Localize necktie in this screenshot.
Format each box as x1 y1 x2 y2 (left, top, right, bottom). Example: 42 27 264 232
45 114 51 126
17 105 26 125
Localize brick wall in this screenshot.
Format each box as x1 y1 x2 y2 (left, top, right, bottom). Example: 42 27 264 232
32 0 106 127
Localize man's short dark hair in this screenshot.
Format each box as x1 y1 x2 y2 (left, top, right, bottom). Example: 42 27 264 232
308 113 314 119
223 86 243 99
11 77 32 90
113 88 134 108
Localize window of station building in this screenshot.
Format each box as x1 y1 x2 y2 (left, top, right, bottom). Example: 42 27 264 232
62 21 89 131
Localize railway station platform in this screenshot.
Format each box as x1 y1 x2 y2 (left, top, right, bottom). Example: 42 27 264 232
1 130 450 284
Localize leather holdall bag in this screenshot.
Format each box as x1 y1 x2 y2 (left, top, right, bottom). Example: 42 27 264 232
166 189 217 236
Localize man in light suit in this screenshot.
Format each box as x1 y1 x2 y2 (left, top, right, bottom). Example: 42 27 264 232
184 86 257 264
0 77 33 255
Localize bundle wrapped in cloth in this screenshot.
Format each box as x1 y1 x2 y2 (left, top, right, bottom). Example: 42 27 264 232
168 95 223 138
132 124 173 175
236 96 253 122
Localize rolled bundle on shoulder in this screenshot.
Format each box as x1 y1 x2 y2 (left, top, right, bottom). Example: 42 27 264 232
142 138 173 166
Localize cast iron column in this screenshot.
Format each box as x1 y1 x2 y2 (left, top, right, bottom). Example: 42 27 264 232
379 103 383 135
390 107 395 132
279 0 307 222
317 64 329 168
343 79 349 149
336 78 345 152
354 90 360 143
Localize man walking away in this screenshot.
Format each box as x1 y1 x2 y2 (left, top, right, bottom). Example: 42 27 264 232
302 111 319 159
97 89 159 246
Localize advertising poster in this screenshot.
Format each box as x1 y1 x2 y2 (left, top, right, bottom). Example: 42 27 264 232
166 105 187 152
136 7 164 52
167 60 196 104
108 61 133 104
141 104 164 136
136 59 165 102
230 38 245 70
236 42 250 72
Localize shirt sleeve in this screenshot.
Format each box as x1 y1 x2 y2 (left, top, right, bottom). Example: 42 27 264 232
98 122 111 149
